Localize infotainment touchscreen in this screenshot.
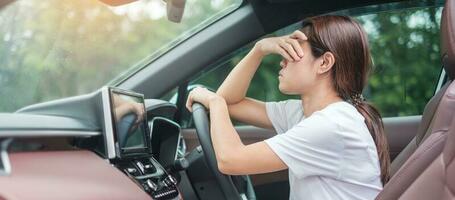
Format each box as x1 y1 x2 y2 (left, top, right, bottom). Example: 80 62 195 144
109 88 150 157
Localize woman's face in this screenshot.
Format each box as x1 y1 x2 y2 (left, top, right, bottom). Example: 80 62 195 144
278 41 321 95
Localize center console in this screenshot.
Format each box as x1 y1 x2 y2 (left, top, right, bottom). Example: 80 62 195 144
116 157 179 199
102 87 181 199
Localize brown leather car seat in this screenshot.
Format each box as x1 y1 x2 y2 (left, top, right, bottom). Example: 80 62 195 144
377 81 455 199
390 0 455 176
376 0 455 198
398 117 455 199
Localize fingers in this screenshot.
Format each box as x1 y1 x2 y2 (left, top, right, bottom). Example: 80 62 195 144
277 47 293 62
290 30 308 41
185 92 193 112
131 103 144 123
276 31 306 62
186 88 201 112
279 60 287 68
185 87 214 112
186 87 206 112
279 41 301 61
286 38 304 57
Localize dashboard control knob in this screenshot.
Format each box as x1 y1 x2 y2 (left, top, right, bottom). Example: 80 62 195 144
161 175 177 187
146 179 158 191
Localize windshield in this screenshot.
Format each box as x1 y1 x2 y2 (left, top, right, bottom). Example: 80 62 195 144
0 0 241 112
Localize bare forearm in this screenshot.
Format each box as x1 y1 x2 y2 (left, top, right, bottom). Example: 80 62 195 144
208 97 244 166
216 46 264 105
207 97 286 175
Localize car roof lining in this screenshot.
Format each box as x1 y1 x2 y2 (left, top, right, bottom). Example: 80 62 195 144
249 0 409 33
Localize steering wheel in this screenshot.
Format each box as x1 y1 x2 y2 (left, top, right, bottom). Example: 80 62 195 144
192 103 256 200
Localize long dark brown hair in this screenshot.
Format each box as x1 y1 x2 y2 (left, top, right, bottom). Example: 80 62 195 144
301 15 390 185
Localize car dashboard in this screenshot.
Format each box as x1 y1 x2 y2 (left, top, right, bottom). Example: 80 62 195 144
0 86 186 200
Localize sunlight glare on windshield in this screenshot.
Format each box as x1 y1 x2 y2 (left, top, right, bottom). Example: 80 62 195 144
0 0 241 112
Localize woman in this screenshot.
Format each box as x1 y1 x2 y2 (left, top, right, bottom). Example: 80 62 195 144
186 15 390 199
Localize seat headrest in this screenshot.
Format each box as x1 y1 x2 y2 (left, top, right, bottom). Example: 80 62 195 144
441 0 455 80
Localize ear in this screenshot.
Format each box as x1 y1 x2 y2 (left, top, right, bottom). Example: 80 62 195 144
317 52 335 74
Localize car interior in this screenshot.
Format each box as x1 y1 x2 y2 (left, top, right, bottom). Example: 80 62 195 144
0 0 453 199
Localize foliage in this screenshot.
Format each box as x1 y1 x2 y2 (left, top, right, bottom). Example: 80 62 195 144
193 6 443 118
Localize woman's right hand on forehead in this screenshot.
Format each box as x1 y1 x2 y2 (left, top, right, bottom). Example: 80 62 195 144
254 30 307 62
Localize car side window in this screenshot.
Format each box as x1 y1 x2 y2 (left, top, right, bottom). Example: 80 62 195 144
354 5 443 117
185 2 443 128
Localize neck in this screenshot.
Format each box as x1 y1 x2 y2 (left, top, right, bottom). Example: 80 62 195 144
300 84 343 118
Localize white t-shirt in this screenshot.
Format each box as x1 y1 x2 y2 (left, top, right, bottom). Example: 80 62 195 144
264 100 382 200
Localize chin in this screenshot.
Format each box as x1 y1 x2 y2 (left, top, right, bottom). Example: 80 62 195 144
278 84 291 95
279 84 301 95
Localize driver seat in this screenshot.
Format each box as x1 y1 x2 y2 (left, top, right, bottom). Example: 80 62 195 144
376 0 455 198
398 112 455 199
390 0 455 176
377 81 455 199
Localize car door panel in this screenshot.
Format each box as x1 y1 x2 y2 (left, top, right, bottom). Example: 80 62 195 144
383 115 421 161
